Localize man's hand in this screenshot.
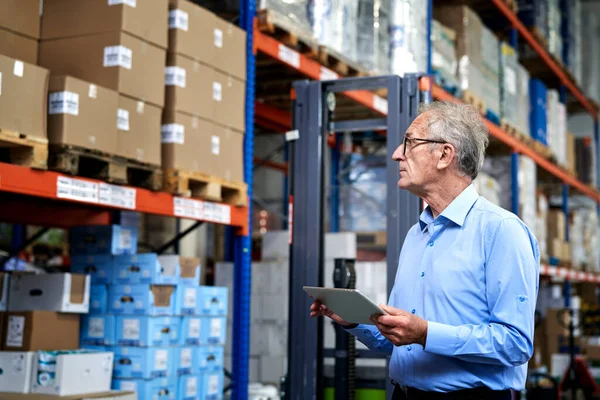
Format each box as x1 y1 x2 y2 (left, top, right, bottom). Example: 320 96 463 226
372 304 428 347
309 299 355 327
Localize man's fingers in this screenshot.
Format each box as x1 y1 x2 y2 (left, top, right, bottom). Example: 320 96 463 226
380 304 402 316
375 315 398 328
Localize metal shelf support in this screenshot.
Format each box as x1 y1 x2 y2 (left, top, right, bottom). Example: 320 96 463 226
330 135 340 233
511 151 519 216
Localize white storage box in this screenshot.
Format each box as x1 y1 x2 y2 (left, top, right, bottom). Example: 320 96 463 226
9 273 90 313
31 351 114 395
0 351 34 393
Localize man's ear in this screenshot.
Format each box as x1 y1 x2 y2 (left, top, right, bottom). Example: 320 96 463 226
437 143 455 171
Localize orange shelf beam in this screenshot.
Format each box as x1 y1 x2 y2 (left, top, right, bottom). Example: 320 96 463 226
253 157 288 174
489 0 598 119
254 102 292 132
540 264 600 283
433 84 600 202
0 163 249 235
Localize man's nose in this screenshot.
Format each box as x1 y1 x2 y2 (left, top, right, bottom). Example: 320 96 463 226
392 144 404 161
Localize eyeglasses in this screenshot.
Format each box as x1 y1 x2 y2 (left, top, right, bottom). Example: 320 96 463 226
402 136 447 155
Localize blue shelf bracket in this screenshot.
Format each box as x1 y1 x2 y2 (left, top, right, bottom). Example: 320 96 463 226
562 183 569 242
233 1 256 399
511 151 519 216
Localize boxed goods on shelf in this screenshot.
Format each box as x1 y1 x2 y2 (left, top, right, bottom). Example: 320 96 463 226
108 284 176 315
570 207 600 271
197 287 228 316
575 137 596 185
47 76 119 155
71 255 114 284
431 20 459 90
114 316 179 347
499 43 519 129
519 156 537 233
546 89 567 165
481 27 501 120
517 0 548 39
517 64 531 136
529 79 548 145
2 311 80 351
389 0 428 76
116 95 162 165
8 273 90 314
179 317 202 345
80 314 117 346
0 272 10 311
311 0 359 63
113 377 177 400
536 193 549 260
174 346 198 375
90 284 108 314
566 133 576 174
581 9 600 103
175 286 201 316
0 0 39 63
0 351 34 393
0 54 49 140
71 225 138 256
112 346 172 378
202 369 224 399
177 374 202 400
113 253 179 285
198 346 224 371
561 0 582 84
547 0 562 61
159 256 200 285
357 0 391 74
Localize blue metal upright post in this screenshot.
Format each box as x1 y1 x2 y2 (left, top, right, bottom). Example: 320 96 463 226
563 183 569 242
509 28 518 48
233 2 255 399
283 137 289 230
330 135 340 232
511 152 519 216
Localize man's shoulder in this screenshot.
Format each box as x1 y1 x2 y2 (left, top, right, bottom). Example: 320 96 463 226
471 196 520 222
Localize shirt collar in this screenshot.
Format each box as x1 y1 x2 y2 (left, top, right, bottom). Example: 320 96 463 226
419 184 480 231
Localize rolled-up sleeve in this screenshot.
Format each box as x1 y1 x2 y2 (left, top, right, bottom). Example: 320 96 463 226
424 217 540 366
345 324 394 356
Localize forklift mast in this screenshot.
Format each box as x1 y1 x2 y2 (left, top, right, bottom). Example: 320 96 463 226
286 75 427 400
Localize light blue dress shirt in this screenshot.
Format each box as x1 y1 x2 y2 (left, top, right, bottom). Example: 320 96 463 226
347 184 540 392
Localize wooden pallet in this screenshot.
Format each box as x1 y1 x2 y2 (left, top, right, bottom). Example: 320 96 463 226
257 9 319 59
502 0 518 13
317 46 368 77
48 145 162 190
164 169 248 206
500 120 534 146
531 27 548 50
0 129 48 169
462 90 486 115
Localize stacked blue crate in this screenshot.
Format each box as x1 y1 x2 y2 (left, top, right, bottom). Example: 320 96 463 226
529 79 548 146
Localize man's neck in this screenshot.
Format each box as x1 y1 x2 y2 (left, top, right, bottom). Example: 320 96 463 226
420 178 472 219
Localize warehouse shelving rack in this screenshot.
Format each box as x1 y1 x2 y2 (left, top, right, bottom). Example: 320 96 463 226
243 0 600 398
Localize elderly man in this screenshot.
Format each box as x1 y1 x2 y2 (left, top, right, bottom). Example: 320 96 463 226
310 101 539 399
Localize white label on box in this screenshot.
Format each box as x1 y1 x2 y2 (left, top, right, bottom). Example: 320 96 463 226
57 176 99 203
13 61 23 77
137 101 144 114
212 82 222 101
165 66 186 88
373 96 388 114
120 381 137 392
184 288 197 308
99 183 136 209
48 91 80 116
109 0 136 7
186 376 198 397
6 316 25 347
161 124 185 144
203 202 231 224
320 66 338 81
504 67 517 96
104 46 132 69
123 318 140 339
154 350 168 370
88 317 105 338
207 375 219 395
211 135 220 155
168 9 189 31
12 354 25 373
88 84 97 99
214 28 223 48
189 319 201 338
278 44 300 68
173 197 204 219
180 348 192 368
210 318 222 338
117 108 130 131
120 229 132 250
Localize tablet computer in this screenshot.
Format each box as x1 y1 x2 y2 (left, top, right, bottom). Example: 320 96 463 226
303 286 388 325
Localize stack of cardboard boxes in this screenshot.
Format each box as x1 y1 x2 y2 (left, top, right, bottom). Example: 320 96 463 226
162 0 246 183
0 271 117 396
71 224 228 400
546 209 571 263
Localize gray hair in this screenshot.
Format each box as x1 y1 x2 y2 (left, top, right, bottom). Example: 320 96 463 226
418 101 489 180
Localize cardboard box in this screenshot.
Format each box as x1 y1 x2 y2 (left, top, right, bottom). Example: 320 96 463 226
158 256 200 286
48 76 118 154
549 238 565 259
179 317 202 346
80 315 117 346
0 273 9 311
31 351 114 396
212 70 245 132
200 316 226 346
112 346 172 378
547 210 566 241
0 0 40 39
174 347 198 376
213 17 247 81
112 377 176 400
70 255 115 284
117 95 162 165
90 284 108 314
113 253 178 285
70 225 138 256
198 287 228 316
0 28 38 64
114 316 179 347
177 374 201 400
0 54 49 139
3 311 79 351
197 346 224 372
165 53 214 120
200 369 223 399
8 273 90 314
168 0 217 65
108 284 176 316
41 0 169 49
0 351 34 393
39 32 166 108
162 111 244 181
175 286 201 316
